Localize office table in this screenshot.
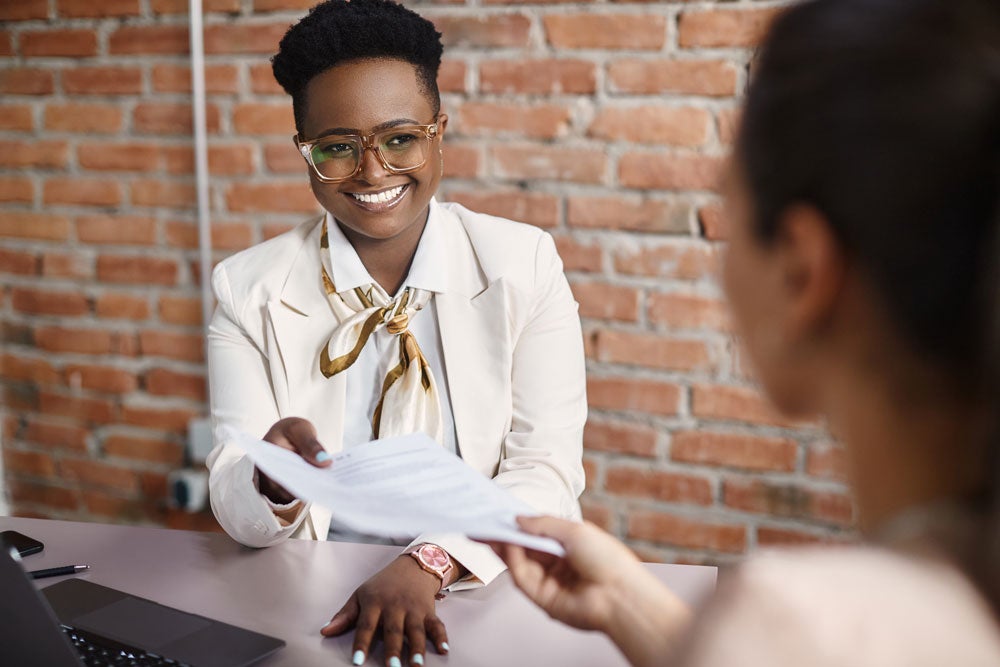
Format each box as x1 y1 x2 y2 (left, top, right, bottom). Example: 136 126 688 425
0 516 717 667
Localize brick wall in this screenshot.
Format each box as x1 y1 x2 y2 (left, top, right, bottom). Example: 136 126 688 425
0 0 854 564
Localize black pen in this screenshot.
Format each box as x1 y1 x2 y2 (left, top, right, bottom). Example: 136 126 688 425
28 565 90 580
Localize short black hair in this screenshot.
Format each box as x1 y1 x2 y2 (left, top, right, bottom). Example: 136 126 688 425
272 0 443 133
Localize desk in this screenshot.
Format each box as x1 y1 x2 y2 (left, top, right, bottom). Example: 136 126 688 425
0 516 717 667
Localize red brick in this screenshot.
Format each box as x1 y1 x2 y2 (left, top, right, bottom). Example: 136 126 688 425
78 143 160 173
39 389 115 424
446 190 559 228
0 354 60 384
150 0 239 12
672 431 798 472
456 102 570 140
252 0 314 9
628 511 746 553
225 182 318 214
163 144 256 176
104 434 183 466
608 59 738 97
22 29 97 57
592 329 712 373
580 498 613 532
0 32 12 56
0 176 33 202
3 449 56 477
678 8 781 49
157 295 202 325
139 330 204 362
606 467 712 505
83 491 157 522
78 215 158 244
232 103 295 136
480 59 595 95
95 293 151 321
34 326 135 355
41 251 94 279
437 59 466 94
0 68 55 95
133 102 220 135
493 144 606 184
698 203 728 241
545 13 664 50
614 243 716 279
150 64 240 94
717 107 741 145
43 178 122 207
587 376 680 416
806 442 849 481
120 404 200 431
164 220 251 250
0 140 68 169
584 419 657 457
97 255 177 286
130 180 196 208
57 0 139 16
553 236 602 273
571 281 639 321
590 106 710 147
45 103 123 133
263 142 302 173
435 15 531 48
12 287 89 317
19 418 88 452
0 105 34 131
568 196 690 234
648 292 729 331
59 459 140 492
0 248 38 275
9 480 78 511
145 368 207 401
756 526 837 547
620 153 723 191
249 63 284 95
109 25 188 54
0 0 48 20
691 383 800 428
442 144 480 179
262 223 295 240
723 477 854 527
204 23 287 54
64 364 138 393
62 67 143 95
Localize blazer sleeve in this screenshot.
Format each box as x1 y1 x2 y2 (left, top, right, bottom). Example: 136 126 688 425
412 231 587 589
205 262 312 548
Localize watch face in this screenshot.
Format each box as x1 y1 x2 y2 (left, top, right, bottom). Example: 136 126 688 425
420 545 449 570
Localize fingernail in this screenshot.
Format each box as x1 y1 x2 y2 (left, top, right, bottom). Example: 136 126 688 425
316 451 331 462
388 658 402 667
352 649 365 665
440 642 449 653
412 654 424 666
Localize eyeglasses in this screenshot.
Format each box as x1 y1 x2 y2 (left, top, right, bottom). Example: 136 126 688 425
295 121 441 183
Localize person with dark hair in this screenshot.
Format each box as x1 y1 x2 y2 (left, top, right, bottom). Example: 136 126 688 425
487 0 1000 664
204 1 586 665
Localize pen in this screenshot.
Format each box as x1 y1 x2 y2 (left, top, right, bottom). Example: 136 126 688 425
28 565 90 580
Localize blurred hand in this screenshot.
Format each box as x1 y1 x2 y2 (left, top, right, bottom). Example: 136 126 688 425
321 555 451 667
255 417 330 504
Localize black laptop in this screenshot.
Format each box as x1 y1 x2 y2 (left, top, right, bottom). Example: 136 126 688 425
0 545 284 667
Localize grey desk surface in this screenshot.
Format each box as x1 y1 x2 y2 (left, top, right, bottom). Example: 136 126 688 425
0 516 716 667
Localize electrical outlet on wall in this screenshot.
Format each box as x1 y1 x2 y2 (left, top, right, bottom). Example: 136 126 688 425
187 417 214 465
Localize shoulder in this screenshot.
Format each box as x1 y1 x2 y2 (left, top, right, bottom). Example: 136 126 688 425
678 546 1000 667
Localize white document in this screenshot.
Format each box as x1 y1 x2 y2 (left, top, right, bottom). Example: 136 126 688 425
223 426 565 556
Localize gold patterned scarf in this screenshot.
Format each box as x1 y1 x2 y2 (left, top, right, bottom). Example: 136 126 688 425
318 219 444 443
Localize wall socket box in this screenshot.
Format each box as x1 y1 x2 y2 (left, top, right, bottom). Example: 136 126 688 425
187 417 214 464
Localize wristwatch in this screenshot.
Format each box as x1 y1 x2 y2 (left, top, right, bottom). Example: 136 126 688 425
408 543 454 589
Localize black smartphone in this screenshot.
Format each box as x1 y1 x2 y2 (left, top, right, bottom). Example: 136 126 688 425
0 530 44 557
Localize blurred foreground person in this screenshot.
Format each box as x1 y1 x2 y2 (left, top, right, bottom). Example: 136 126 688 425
488 0 1000 664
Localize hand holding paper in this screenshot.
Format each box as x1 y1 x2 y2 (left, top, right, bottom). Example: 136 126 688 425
224 426 565 555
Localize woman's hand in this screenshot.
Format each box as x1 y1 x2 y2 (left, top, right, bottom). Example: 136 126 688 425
255 417 331 504
489 516 693 667
321 555 450 667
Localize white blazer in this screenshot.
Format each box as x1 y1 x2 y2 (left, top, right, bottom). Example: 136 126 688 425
205 199 586 587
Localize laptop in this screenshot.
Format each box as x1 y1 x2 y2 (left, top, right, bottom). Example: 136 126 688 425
0 544 285 667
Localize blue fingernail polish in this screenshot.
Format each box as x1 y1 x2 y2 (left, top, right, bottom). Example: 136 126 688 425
440 642 449 652
352 649 365 665
412 654 424 666
388 657 402 667
316 451 331 462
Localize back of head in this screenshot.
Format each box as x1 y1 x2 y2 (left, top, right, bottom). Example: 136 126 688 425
739 0 1000 610
272 0 443 132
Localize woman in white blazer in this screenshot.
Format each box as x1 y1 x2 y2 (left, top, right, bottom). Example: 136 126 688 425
205 1 585 665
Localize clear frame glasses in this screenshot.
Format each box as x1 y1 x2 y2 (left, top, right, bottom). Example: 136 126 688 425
294 121 440 183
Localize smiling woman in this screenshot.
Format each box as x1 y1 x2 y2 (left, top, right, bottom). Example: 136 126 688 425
202 2 587 667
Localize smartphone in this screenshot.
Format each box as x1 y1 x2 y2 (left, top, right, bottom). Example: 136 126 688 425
0 530 44 557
